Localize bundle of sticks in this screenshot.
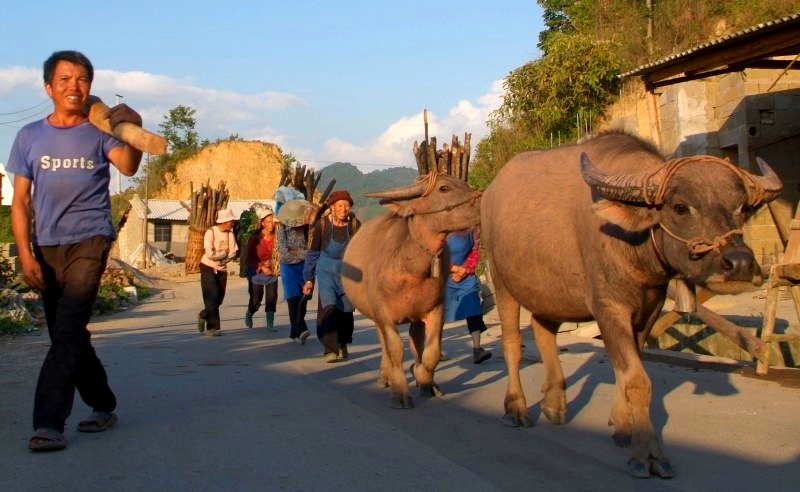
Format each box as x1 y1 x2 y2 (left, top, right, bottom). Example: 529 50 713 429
188 179 230 229
280 162 321 201
412 109 471 180
185 179 230 274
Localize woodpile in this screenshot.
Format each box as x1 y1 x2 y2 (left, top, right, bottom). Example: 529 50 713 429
280 162 321 201
413 109 471 181
185 179 230 274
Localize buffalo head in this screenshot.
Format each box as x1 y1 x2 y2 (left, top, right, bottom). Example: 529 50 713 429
366 173 482 233
581 153 783 293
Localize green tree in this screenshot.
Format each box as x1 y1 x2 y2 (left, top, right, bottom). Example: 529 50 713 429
133 105 202 196
159 105 199 153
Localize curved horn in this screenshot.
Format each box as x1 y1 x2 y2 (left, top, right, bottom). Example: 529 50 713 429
580 152 665 204
749 157 783 205
364 174 429 201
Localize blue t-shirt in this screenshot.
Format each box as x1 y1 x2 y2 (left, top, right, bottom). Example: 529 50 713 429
6 118 123 246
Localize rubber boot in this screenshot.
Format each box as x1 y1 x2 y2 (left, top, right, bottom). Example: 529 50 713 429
245 309 253 329
266 311 276 332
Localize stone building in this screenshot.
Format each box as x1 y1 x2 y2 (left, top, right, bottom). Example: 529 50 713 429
610 13 800 264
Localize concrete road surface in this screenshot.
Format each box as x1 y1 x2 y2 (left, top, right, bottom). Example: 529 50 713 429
1 273 799 491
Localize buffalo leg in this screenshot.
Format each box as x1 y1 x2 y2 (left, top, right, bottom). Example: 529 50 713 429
531 316 566 424
601 316 673 478
374 326 390 388
495 277 532 427
409 314 444 397
378 322 413 409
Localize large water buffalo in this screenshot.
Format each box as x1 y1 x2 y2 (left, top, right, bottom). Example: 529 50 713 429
342 173 482 409
481 132 782 478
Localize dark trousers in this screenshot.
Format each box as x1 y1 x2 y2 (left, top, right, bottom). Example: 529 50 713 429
247 281 278 314
466 315 487 334
200 264 228 331
286 295 308 339
32 236 116 433
316 302 354 354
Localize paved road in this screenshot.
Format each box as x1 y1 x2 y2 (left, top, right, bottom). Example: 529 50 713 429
2 274 799 491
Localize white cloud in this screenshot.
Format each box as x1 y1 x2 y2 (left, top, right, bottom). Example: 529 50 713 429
0 65 506 178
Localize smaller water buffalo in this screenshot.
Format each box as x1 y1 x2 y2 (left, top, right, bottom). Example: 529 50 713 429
481 132 782 478
342 173 482 408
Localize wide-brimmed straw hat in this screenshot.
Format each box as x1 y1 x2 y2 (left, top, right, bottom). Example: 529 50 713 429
277 199 312 228
216 208 236 224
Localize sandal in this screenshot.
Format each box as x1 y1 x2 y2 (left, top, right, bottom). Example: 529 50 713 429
28 428 67 452
77 411 118 433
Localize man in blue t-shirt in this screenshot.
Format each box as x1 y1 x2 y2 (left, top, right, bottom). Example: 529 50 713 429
7 50 144 452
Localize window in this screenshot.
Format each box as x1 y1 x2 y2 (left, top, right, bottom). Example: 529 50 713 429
153 222 172 242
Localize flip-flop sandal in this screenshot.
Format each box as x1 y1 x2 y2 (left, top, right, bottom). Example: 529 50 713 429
28 428 67 452
77 411 118 433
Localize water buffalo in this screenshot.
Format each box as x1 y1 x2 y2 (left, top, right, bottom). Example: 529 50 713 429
481 132 782 478
342 173 482 408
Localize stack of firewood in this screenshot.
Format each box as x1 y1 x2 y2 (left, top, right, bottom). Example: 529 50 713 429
412 109 471 181
185 179 230 274
280 162 320 201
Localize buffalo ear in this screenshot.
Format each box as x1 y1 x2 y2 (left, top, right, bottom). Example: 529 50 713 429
382 201 416 218
592 199 658 232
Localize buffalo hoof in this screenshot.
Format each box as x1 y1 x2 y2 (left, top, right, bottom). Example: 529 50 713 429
650 458 674 479
627 458 650 478
389 394 414 409
541 406 566 425
613 433 632 448
502 412 534 428
419 382 444 398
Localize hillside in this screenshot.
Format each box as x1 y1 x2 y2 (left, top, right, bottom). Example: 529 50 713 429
317 162 419 220
153 140 285 200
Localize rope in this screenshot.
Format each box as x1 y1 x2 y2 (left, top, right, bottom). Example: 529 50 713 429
658 223 744 257
643 156 766 206
420 171 438 197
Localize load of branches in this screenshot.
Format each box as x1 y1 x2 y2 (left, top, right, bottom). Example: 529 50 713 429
413 109 471 181
279 161 321 201
184 179 230 274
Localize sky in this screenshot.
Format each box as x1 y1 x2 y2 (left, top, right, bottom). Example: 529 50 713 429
0 1 544 203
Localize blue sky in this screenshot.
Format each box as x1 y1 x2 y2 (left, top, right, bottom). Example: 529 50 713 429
0 1 544 201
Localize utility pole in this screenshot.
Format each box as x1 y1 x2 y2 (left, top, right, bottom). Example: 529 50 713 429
140 153 149 270
115 94 124 194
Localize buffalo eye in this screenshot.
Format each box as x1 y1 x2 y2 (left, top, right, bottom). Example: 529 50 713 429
439 185 451 193
673 203 689 215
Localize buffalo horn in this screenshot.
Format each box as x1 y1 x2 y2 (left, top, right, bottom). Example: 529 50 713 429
364 176 428 201
749 157 783 204
580 153 662 204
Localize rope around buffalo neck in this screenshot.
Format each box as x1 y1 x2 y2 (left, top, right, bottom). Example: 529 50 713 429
643 155 766 206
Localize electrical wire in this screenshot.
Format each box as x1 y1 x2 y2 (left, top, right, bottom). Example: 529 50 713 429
0 106 51 127
0 99 51 116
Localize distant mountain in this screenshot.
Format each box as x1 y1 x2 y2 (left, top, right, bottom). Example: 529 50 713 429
317 162 418 220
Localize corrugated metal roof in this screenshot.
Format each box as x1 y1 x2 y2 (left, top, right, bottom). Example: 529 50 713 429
143 199 190 221
620 13 800 79
227 199 276 219
129 197 279 222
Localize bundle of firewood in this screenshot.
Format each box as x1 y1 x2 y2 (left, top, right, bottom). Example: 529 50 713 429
412 109 471 181
280 162 320 201
185 179 230 274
